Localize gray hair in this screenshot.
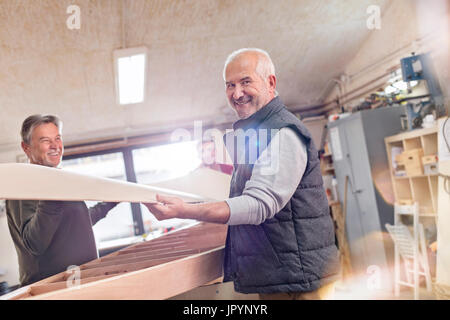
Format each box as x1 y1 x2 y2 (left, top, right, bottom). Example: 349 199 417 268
223 48 276 81
21 114 63 144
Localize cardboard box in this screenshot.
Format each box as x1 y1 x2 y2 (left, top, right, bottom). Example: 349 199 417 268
422 155 438 165
394 153 407 176
422 155 439 175
402 149 424 176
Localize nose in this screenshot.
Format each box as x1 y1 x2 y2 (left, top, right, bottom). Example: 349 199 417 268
232 85 244 100
49 139 59 149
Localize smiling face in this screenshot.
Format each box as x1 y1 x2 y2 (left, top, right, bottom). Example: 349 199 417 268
225 52 276 119
21 123 64 168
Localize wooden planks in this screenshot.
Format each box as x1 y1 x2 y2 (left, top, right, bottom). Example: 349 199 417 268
330 202 352 281
0 163 206 203
3 222 227 300
29 247 225 300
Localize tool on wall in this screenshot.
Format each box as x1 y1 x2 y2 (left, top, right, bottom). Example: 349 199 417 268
400 53 446 130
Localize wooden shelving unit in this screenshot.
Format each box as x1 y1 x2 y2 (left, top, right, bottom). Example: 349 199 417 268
320 143 335 176
385 125 440 297
320 140 339 204
385 125 439 219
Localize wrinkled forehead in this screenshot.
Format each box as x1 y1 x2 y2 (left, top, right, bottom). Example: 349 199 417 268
225 53 259 81
31 123 61 139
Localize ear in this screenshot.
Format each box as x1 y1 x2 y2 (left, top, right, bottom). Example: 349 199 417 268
21 141 31 158
267 74 277 94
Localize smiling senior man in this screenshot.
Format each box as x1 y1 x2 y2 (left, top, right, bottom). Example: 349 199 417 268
145 48 340 300
6 114 118 286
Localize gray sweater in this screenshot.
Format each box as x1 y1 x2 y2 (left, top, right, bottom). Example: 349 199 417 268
6 199 116 286
225 127 307 225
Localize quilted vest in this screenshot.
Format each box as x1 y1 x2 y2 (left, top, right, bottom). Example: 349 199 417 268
223 97 340 294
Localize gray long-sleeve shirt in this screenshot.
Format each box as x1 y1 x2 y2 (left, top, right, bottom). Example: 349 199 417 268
225 127 307 225
6 199 116 286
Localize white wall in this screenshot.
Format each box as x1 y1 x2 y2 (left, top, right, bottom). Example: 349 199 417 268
303 116 328 149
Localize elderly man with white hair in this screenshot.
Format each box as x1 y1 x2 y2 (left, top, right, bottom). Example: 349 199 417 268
145 48 340 300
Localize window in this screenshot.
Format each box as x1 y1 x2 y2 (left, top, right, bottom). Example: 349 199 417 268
133 140 202 234
132 140 201 184
384 68 419 95
62 152 135 243
114 46 148 105
62 138 205 247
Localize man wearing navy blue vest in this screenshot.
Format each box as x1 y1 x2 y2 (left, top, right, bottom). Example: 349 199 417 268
145 48 340 299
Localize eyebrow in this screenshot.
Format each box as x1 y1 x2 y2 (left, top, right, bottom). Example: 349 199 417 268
226 77 252 85
38 135 61 141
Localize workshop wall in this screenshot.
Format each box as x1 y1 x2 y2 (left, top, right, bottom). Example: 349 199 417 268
325 0 449 112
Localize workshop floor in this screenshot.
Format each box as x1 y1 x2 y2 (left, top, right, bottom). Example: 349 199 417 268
172 279 439 300
334 283 437 300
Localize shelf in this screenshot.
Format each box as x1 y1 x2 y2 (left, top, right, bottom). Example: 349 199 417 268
384 126 438 144
419 213 437 218
397 212 436 217
394 173 439 179
386 126 439 219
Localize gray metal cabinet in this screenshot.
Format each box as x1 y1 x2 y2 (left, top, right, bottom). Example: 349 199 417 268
328 106 405 289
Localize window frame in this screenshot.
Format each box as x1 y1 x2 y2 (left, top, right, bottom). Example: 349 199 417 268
63 146 146 235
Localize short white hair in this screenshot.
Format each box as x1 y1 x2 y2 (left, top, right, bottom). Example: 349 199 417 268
223 48 276 81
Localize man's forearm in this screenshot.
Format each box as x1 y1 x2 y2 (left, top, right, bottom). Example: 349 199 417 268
183 201 231 224
89 202 118 225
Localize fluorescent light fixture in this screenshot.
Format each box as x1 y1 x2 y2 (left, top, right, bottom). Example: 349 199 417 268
114 47 148 105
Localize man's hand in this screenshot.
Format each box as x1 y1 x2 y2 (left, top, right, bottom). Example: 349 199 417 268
144 194 186 221
144 195 231 224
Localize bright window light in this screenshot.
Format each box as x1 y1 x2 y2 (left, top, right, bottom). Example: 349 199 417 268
392 80 418 91
386 68 419 94
384 85 398 95
132 140 202 184
114 47 147 105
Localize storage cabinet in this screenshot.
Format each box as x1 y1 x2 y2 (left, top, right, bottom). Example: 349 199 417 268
385 126 439 219
328 106 406 290
385 121 450 297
